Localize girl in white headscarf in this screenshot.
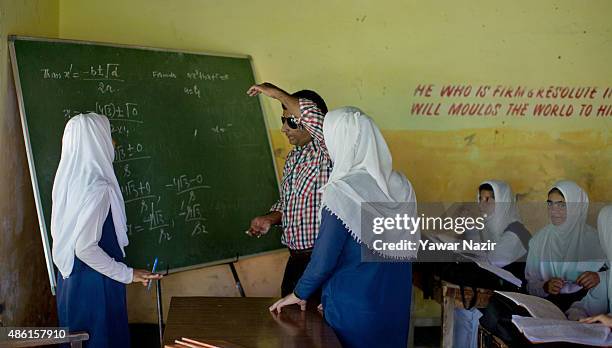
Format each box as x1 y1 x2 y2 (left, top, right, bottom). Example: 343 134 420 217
477 180 531 270
52 113 160 348
566 206 612 322
525 181 606 311
269 107 417 348
454 180 531 348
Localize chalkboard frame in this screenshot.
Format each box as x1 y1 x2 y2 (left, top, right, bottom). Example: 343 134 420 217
9 35 283 294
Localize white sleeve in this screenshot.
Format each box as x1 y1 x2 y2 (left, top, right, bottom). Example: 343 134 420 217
566 271 609 320
525 247 549 298
74 193 133 284
75 239 133 284
486 232 526 268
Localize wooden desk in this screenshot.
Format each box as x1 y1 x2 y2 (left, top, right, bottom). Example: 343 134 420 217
163 297 341 348
440 281 495 348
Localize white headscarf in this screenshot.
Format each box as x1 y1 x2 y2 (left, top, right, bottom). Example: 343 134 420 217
527 180 605 281
478 180 521 242
320 107 418 258
51 113 128 278
597 206 612 313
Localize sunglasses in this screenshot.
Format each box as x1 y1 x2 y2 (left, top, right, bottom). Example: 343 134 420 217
280 116 299 129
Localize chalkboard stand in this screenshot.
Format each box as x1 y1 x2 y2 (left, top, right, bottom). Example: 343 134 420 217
156 278 164 348
156 265 169 348
228 254 246 297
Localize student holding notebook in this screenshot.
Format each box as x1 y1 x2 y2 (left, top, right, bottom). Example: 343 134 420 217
525 181 606 312
52 113 161 348
494 206 612 347
269 107 416 348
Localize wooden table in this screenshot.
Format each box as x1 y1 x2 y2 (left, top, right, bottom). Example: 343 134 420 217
163 297 341 348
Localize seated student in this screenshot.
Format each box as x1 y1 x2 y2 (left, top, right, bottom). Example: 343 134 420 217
525 181 606 312
455 180 531 348
566 206 612 322
269 107 416 348
52 113 161 348
475 180 531 275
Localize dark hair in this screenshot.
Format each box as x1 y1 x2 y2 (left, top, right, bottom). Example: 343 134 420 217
281 90 328 114
479 183 495 198
548 187 564 198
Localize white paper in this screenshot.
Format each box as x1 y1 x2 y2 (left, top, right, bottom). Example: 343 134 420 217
475 261 522 287
560 281 584 294
512 315 612 346
495 291 567 320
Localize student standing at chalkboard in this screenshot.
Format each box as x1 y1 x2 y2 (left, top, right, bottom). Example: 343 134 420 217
246 83 332 299
51 113 161 348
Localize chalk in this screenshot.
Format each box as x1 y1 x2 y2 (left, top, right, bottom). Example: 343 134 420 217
245 230 260 238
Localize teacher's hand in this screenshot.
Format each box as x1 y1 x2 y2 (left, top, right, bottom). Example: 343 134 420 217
576 271 600 290
248 214 277 237
269 293 306 314
246 82 286 100
580 314 612 327
132 269 162 286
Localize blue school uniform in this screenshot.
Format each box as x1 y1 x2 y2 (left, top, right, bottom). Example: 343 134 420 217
295 208 412 348
56 211 130 348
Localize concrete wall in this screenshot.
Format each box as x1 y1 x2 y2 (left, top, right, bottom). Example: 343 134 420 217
0 0 59 326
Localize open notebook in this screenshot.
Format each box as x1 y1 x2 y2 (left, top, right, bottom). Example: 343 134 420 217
496 291 612 346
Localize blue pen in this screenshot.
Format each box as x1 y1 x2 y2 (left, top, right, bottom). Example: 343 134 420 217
147 257 158 291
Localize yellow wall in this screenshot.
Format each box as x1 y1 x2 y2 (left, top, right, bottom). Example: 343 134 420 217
58 0 611 203
55 0 610 323
0 0 607 324
0 0 59 325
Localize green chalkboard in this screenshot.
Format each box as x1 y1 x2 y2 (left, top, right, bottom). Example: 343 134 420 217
10 36 283 291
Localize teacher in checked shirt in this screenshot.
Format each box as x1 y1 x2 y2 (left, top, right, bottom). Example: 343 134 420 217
247 82 332 301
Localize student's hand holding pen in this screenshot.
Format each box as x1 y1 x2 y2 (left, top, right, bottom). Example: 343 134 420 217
132 269 163 287
576 271 600 290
